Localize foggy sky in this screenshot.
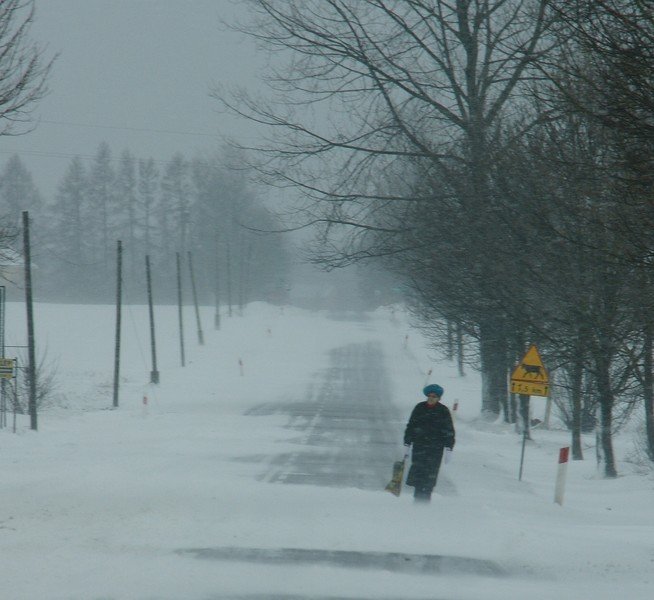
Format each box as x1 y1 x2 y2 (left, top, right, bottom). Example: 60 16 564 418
0 0 262 195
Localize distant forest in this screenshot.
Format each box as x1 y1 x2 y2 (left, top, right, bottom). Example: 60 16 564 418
0 143 291 305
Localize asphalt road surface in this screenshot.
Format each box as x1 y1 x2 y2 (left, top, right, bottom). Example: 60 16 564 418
245 341 403 490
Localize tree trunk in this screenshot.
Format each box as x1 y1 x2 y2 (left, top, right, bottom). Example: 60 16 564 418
456 322 465 376
643 320 654 460
570 354 584 460
446 321 454 361
509 392 518 425
479 319 507 420
500 385 510 424
595 356 617 478
225 236 233 318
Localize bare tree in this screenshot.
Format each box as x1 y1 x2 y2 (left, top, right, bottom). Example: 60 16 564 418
217 0 558 419
0 0 53 286
0 0 53 135
536 0 654 474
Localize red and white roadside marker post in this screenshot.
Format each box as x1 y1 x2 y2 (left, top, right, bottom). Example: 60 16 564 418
554 446 570 506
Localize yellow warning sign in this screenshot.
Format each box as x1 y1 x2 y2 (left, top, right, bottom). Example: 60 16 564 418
0 357 16 379
510 345 549 397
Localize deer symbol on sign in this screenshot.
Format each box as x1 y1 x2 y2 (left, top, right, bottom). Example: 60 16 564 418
522 363 544 379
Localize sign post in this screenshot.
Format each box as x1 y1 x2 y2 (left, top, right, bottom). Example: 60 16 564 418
511 345 549 480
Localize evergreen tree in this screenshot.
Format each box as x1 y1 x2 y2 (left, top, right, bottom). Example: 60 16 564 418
138 157 159 259
87 142 116 296
160 153 191 259
0 154 42 225
115 149 138 283
45 157 89 300
190 153 290 307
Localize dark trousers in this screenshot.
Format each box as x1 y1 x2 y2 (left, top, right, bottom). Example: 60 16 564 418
409 445 445 502
414 487 433 501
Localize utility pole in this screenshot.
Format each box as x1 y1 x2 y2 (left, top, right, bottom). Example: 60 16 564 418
176 252 185 367
112 240 122 408
214 230 221 330
0 285 6 429
22 211 37 431
188 251 204 345
145 255 160 383
225 238 232 317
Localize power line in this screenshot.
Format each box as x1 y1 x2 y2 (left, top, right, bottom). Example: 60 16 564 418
38 118 221 138
0 148 184 167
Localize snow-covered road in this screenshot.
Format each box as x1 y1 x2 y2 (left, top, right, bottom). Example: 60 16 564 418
248 341 401 490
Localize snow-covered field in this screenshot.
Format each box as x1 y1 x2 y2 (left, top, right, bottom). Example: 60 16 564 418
1 300 653 599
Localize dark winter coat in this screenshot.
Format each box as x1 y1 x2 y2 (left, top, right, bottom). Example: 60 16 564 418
403 401 455 491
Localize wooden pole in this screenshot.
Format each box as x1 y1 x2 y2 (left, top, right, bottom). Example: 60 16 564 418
0 285 5 429
214 231 221 330
188 251 204 345
225 238 232 317
145 255 159 383
112 240 122 408
22 211 37 431
176 252 185 367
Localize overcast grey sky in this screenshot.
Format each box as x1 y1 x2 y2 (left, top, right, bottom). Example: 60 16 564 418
0 0 262 195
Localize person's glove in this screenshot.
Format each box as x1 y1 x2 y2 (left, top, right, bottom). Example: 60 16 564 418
403 443 411 457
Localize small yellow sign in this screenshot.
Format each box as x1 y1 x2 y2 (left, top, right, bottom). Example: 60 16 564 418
0 357 16 379
510 345 549 397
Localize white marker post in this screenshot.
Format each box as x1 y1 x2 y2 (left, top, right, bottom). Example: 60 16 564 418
554 446 570 506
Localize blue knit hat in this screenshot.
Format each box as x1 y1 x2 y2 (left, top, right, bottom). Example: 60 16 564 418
423 384 444 397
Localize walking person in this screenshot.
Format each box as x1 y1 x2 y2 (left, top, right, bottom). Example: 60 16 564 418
404 384 455 502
